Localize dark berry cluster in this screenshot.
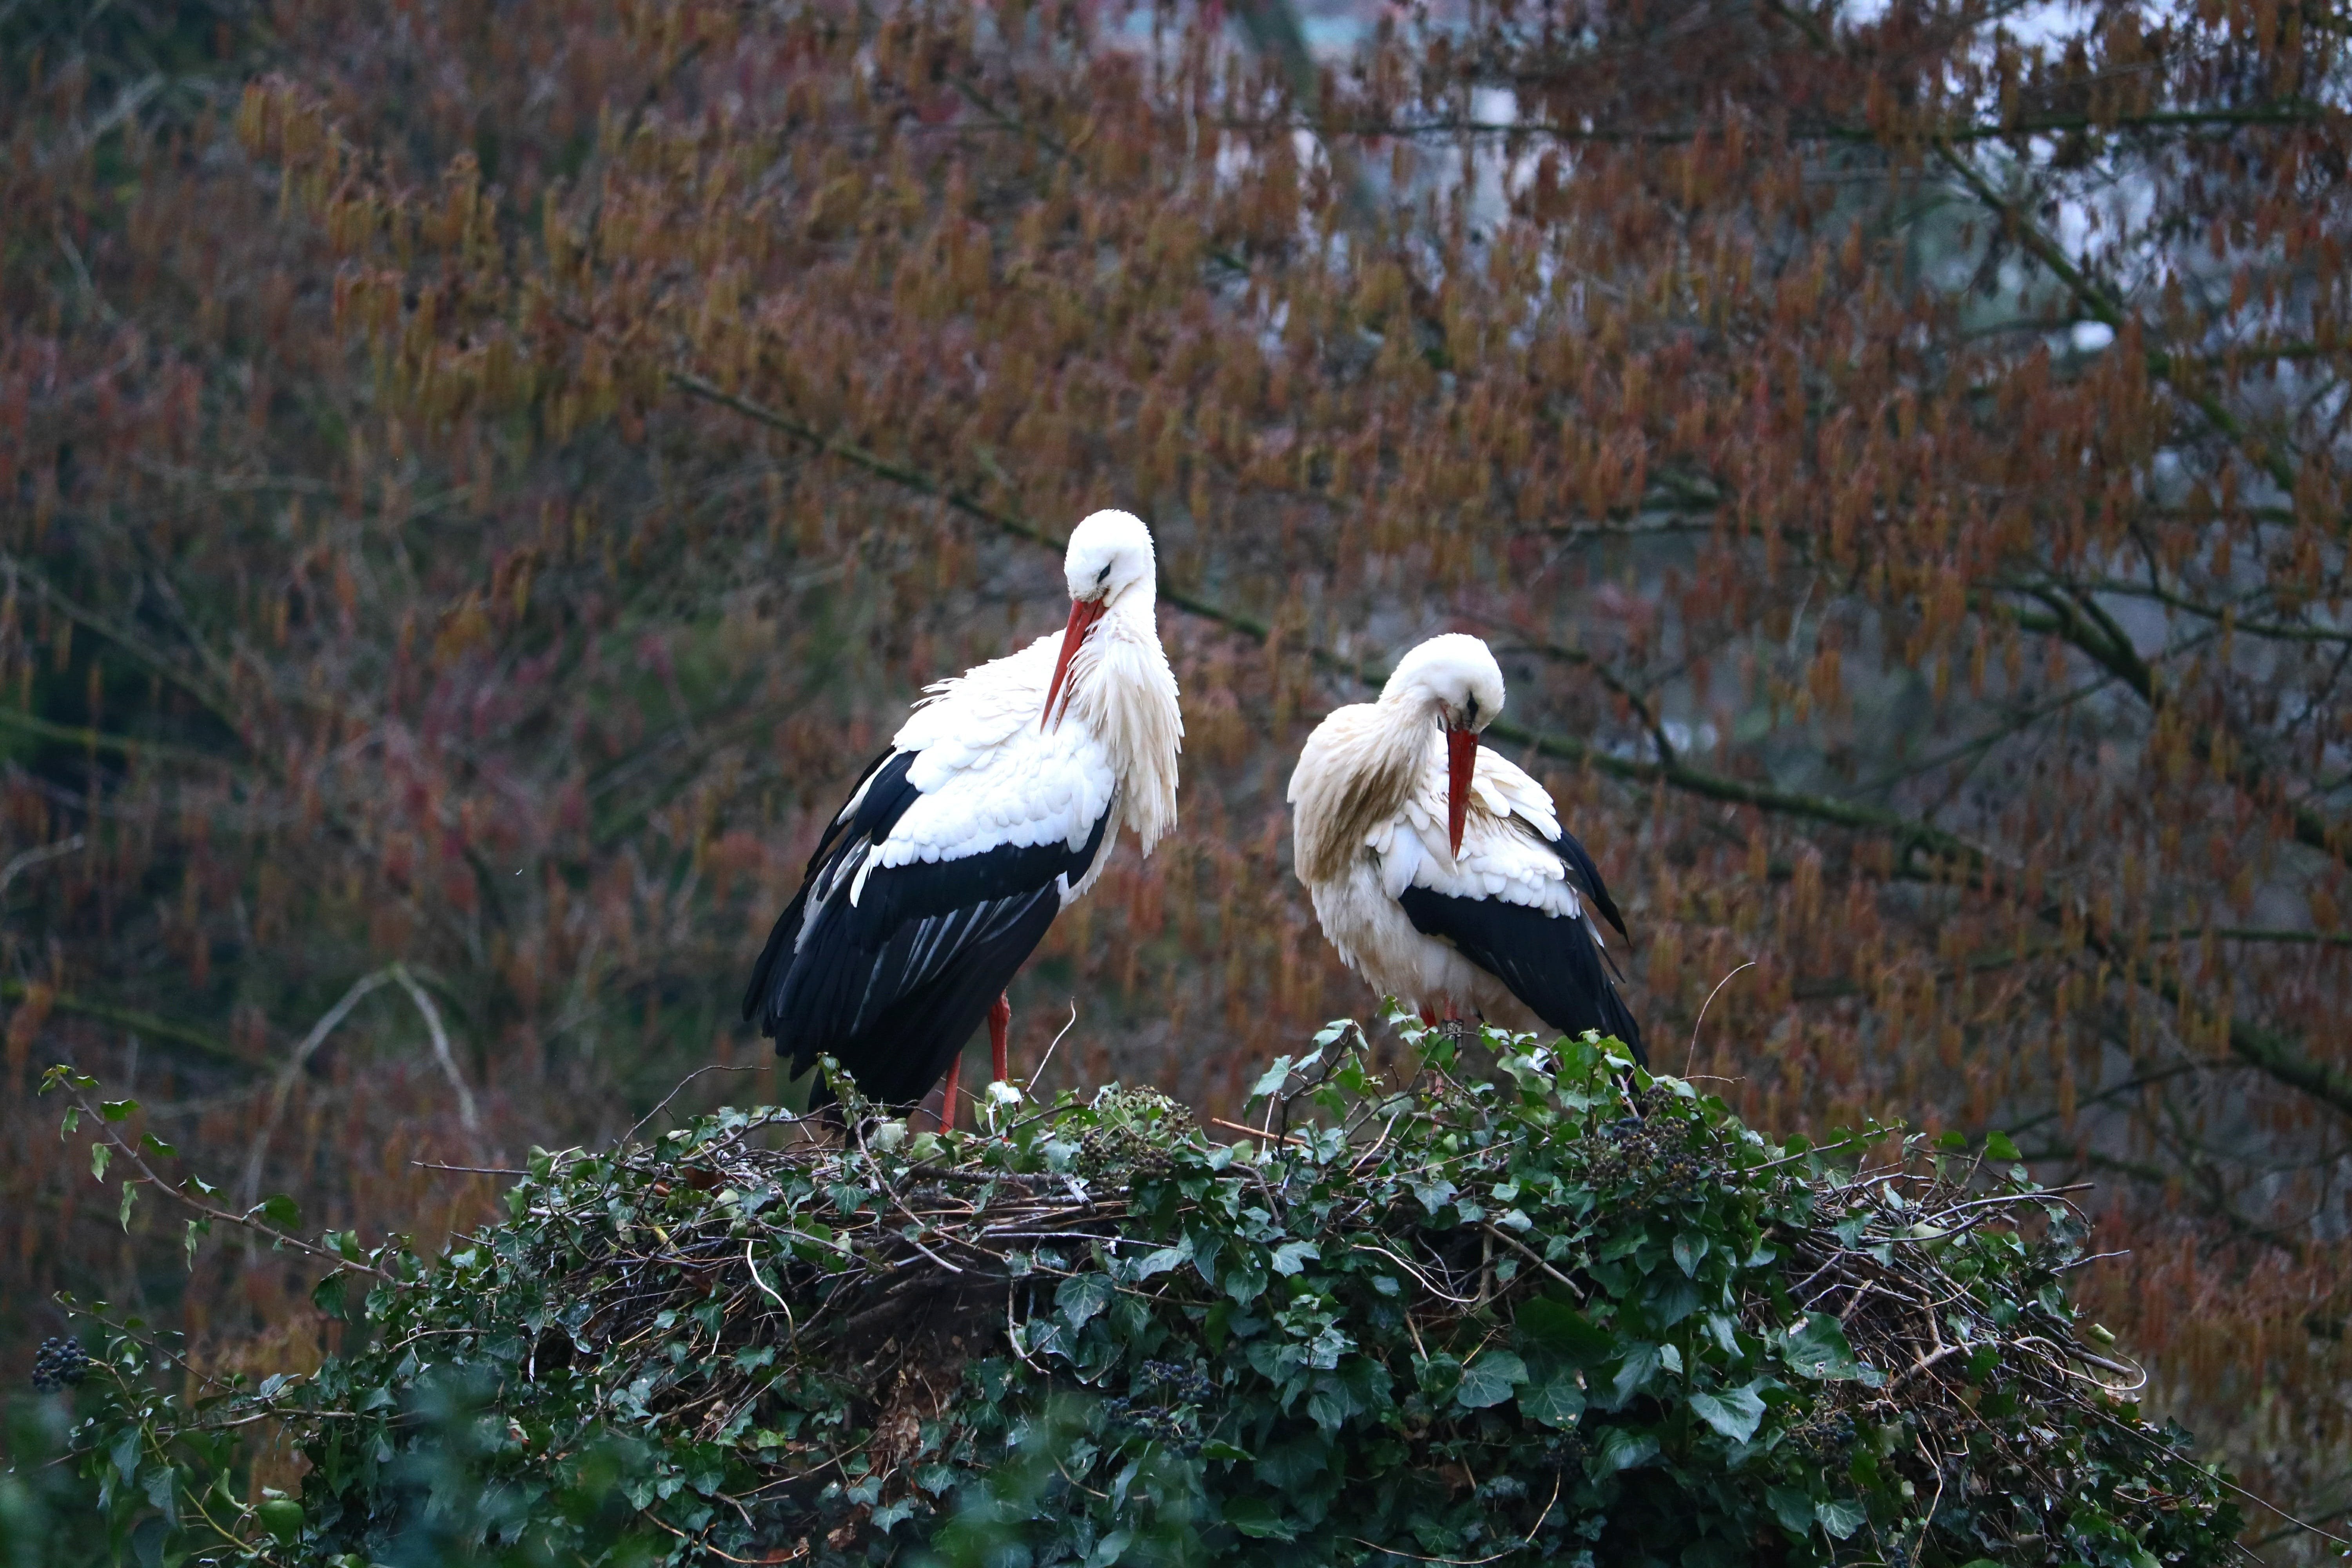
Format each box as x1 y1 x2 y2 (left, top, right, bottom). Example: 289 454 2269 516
1100 1360 1215 1450
1076 1088 1195 1182
1783 1406 1858 1459
1581 1099 1714 1199
32 1337 91 1391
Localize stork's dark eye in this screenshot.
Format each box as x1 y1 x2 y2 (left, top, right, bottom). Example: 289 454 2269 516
1465 695 1479 726
1096 564 1112 587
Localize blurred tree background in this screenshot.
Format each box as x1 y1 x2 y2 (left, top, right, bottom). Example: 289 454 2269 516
1 0 2347 1555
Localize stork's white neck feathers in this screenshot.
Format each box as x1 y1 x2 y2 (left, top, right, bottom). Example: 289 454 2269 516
1060 576 1181 855
1289 686 1448 885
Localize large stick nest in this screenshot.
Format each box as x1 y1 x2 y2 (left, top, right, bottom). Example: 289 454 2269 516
74 1027 2243 1567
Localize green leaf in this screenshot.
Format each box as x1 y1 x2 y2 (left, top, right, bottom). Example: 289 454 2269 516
1135 1240 1192 1280
1222 1495 1298 1540
118 1180 138 1232
1782 1312 1875 1383
183 1217 209 1269
1766 1485 1814 1534
1415 1352 1462 1399
1516 1372 1586 1428
139 1132 176 1159
1985 1131 2021 1162
1269 1240 1318 1276
100 1099 138 1122
1056 1272 1112 1330
260 1193 303 1231
1222 1263 1267 1306
89 1143 110 1182
1672 1230 1710 1276
1515 1297 1616 1366
1687 1382 1766 1442
257 1497 305 1545
1454 1350 1528 1409
1814 1496 1865 1539
1247 1056 1296 1100
1611 1341 1663 1403
312 1271 348 1319
1588 1425 1658 1477
1199 1439 1254 1462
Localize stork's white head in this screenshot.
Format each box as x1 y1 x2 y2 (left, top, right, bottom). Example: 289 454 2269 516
1381 634 1505 857
1382 634 1506 732
1063 510 1157 608
1045 510 1159 732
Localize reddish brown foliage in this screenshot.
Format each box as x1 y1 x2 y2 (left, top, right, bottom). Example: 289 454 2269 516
2 0 2348 1553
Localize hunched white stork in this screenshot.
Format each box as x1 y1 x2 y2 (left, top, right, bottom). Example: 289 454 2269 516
745 509 1183 1116
1287 633 1644 1063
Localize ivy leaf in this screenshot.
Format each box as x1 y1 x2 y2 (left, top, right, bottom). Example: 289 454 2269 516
1454 1350 1528 1409
1610 1341 1662 1403
1268 1240 1318 1277
1517 1371 1586 1429
1984 1131 2021 1162
1687 1381 1766 1442
1815 1496 1866 1539
1588 1425 1659 1477
1135 1239 1192 1280
118 1181 138 1232
89 1143 110 1183
1672 1231 1709 1276
1766 1486 1815 1534
257 1497 305 1545
1057 1272 1112 1330
1782 1313 1877 1383
1515 1297 1615 1366
1247 1056 1296 1100
100 1099 138 1123
1221 1495 1298 1540
260 1193 303 1232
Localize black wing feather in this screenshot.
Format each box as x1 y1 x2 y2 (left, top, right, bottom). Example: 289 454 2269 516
1396 885 1645 1066
1552 828 1629 940
744 748 1112 1108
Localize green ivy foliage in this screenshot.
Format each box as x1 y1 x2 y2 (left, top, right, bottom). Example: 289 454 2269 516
31 1022 2240 1566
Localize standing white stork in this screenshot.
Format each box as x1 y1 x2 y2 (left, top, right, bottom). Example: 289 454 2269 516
1287 634 1644 1063
744 509 1182 1118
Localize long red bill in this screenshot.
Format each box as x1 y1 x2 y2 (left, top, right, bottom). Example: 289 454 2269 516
1446 726 1478 858
1042 597 1108 730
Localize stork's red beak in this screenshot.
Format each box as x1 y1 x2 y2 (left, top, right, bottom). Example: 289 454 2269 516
1043 597 1108 730
1446 726 1477 858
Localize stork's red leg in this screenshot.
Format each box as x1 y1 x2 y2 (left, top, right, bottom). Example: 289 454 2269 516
989 992 1011 1083
940 1056 962 1132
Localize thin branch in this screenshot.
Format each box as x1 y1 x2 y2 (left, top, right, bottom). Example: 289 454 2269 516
393 962 480 1134
241 969 401 1209
1 977 248 1068
0 833 84 900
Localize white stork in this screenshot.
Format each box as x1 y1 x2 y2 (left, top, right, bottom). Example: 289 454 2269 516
1287 633 1644 1063
745 510 1183 1118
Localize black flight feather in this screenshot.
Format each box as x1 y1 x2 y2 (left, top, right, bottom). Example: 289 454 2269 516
1397 869 1645 1066
745 747 1114 1109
